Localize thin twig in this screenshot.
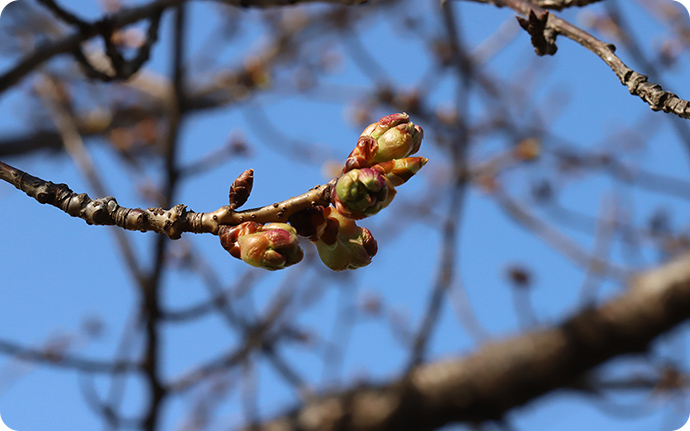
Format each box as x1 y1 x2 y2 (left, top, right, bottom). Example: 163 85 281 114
0 339 138 373
140 5 187 429
406 0 472 370
36 75 144 280
467 0 690 119
36 0 89 30
494 186 630 280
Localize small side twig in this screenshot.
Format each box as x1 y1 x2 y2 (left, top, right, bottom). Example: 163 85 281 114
0 338 138 373
73 11 164 81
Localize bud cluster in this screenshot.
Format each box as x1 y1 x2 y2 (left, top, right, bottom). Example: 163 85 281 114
290 206 378 271
343 113 423 172
331 113 427 223
218 113 426 271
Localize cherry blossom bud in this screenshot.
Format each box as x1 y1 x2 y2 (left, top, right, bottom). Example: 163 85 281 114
343 113 424 172
219 222 303 270
371 157 428 187
313 207 378 271
332 168 396 220
228 169 254 209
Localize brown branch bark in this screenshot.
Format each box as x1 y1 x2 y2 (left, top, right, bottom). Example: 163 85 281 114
244 253 690 430
468 0 690 119
0 160 335 239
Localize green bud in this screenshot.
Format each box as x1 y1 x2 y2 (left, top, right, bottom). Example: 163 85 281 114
332 168 396 220
371 157 428 187
343 113 424 172
219 222 303 270
313 208 378 271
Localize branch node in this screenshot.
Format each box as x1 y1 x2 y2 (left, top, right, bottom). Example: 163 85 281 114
517 10 558 56
625 71 648 95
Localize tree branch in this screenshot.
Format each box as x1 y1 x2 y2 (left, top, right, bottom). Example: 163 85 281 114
0 160 335 239
36 0 90 30
468 0 690 119
0 338 138 374
243 253 690 430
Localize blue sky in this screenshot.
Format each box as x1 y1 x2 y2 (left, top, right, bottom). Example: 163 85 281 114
1 0 690 430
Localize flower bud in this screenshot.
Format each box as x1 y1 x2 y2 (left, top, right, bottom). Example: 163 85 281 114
228 169 254 209
371 157 428 187
343 113 424 172
219 222 303 270
313 207 378 271
332 168 396 220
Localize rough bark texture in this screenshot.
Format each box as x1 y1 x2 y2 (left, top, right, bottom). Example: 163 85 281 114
0 160 334 238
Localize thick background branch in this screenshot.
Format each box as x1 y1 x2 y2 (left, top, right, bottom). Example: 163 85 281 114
247 254 690 430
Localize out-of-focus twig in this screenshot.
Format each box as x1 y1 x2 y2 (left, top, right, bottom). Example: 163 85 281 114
0 338 138 373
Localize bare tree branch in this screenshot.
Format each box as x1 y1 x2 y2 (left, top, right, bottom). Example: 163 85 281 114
468 0 690 119
36 0 90 30
0 338 139 374
0 160 335 239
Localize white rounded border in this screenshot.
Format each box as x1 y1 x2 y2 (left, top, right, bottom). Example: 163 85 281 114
0 412 16 431
672 0 690 16
0 0 15 17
